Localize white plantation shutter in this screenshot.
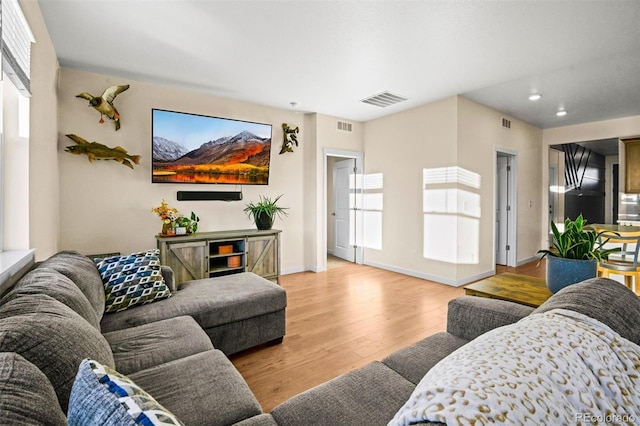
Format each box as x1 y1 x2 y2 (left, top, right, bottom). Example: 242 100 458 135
1 0 35 96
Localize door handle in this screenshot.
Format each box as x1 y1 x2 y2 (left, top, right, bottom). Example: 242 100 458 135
331 212 336 216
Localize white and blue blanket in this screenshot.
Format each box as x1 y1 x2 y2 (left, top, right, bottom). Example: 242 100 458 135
389 309 640 426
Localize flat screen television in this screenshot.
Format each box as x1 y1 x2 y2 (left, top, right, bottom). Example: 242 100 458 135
152 109 272 185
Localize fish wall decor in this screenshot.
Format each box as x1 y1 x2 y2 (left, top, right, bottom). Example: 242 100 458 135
76 85 129 130
65 134 141 169
280 123 299 154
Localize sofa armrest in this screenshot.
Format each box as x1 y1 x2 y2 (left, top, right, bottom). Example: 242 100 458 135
160 266 176 292
446 296 534 341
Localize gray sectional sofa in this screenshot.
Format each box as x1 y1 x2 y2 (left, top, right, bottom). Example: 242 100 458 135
0 250 286 425
1 249 639 425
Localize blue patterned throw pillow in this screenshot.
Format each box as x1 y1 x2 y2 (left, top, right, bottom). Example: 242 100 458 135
94 250 171 313
68 359 184 425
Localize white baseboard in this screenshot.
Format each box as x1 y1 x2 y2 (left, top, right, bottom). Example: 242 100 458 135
456 270 495 286
283 261 499 286
517 255 540 267
362 261 494 287
281 265 330 275
280 266 308 275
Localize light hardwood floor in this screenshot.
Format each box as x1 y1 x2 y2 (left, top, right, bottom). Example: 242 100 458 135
230 260 545 412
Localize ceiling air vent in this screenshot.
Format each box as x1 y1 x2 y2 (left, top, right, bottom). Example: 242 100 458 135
360 91 408 108
337 121 353 132
501 118 512 129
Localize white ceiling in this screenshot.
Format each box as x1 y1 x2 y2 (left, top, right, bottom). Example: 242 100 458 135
37 0 640 129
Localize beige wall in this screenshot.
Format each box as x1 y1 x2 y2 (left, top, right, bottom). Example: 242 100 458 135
457 97 542 279
32 45 363 273
57 68 306 272
21 0 60 260
302 114 318 271
363 97 460 282
543 116 640 146
362 96 543 285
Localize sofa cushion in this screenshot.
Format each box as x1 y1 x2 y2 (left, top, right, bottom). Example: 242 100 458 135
94 250 172 313
0 352 67 425
382 332 468 385
68 358 183 426
532 277 640 345
1 267 100 329
129 350 262 426
161 265 176 293
100 272 286 333
104 316 214 375
447 296 535 341
270 362 415 425
36 250 106 320
0 294 114 412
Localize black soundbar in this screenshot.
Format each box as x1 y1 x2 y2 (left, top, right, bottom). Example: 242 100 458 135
177 191 243 201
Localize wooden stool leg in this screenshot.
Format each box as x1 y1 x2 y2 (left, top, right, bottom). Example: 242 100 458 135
625 275 634 289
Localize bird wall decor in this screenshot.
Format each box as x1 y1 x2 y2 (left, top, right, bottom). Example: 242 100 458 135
280 123 299 154
76 84 130 131
65 134 141 169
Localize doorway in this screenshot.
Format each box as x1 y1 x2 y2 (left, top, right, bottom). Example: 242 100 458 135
324 149 364 268
332 158 356 262
495 151 517 267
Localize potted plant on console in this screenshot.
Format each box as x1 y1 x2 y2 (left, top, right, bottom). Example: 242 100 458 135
538 214 618 293
244 194 288 230
175 212 200 235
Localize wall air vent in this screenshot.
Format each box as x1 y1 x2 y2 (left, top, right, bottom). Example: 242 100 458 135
360 91 408 108
337 121 353 132
501 118 512 129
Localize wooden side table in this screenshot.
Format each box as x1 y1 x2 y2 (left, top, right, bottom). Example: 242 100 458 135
464 273 551 308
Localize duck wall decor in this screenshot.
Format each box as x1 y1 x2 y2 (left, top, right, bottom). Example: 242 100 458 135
76 84 130 130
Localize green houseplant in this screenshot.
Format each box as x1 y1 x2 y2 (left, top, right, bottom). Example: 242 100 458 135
175 212 200 234
538 214 618 293
244 195 288 230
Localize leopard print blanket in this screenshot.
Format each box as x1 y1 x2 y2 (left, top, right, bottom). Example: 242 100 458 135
389 309 640 426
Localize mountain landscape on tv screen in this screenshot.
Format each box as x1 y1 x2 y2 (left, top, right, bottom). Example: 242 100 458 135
152 131 271 184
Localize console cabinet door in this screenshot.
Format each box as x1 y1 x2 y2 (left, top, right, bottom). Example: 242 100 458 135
161 241 206 285
246 235 279 281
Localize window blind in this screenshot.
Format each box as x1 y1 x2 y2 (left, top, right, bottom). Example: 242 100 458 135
1 0 35 96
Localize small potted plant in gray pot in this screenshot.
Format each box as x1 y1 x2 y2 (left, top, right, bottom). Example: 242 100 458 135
243 194 288 230
538 214 618 293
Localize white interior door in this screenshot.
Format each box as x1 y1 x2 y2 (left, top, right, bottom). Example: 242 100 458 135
496 155 509 265
333 159 355 262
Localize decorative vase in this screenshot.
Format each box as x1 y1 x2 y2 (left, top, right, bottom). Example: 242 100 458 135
255 212 274 230
161 221 174 235
546 256 597 293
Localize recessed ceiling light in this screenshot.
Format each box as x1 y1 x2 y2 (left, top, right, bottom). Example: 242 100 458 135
528 94 542 101
556 109 567 117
